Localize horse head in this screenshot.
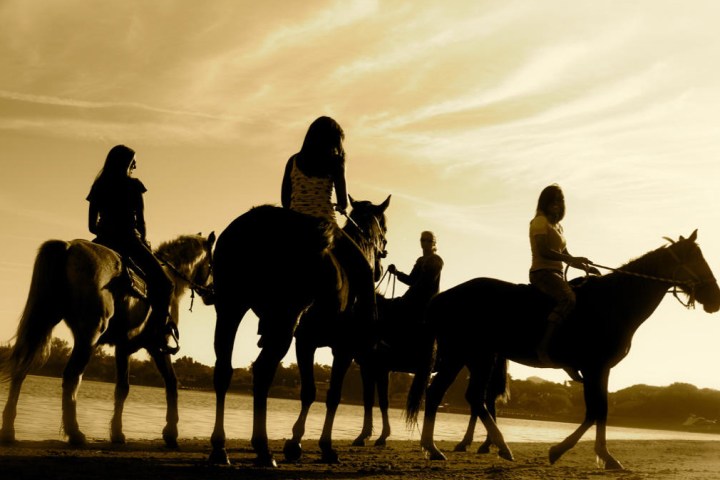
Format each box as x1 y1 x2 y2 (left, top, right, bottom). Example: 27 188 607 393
666 230 720 313
347 195 391 282
192 231 216 306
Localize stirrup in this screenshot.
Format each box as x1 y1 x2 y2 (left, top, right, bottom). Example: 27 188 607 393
156 324 180 355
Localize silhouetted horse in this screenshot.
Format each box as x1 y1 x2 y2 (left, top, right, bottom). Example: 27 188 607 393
0 233 215 447
209 196 390 467
281 203 392 463
350 295 507 452
406 231 720 470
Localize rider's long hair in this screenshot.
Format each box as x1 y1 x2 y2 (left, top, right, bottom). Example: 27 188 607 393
535 184 565 224
89 145 136 202
296 116 345 178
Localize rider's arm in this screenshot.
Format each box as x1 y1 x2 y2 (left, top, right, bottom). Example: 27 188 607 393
332 162 348 213
534 234 589 270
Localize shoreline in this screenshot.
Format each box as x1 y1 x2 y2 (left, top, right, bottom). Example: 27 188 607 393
2 438 720 479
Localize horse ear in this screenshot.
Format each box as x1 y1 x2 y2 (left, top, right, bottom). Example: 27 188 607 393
379 194 391 212
349 195 357 207
689 229 698 242
208 231 216 246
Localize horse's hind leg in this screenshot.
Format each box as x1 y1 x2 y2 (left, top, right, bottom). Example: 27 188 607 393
209 309 244 465
284 339 317 462
351 363 376 447
465 359 513 461
110 350 130 444
62 337 95 445
421 357 464 461
374 368 391 447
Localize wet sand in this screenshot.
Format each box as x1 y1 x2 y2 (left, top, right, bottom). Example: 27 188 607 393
2 438 720 479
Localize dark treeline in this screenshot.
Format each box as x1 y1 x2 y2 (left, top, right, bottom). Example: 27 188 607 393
2 338 719 433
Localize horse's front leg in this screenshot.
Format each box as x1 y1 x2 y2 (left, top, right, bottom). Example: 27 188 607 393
150 350 179 448
283 339 317 462
318 352 353 464
374 367 391 447
110 350 130 444
0 369 28 444
548 369 621 469
351 362 376 447
251 326 294 467
209 310 243 465
61 339 95 445
588 369 622 470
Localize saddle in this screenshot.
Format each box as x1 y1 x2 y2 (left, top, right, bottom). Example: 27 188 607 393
92 237 148 300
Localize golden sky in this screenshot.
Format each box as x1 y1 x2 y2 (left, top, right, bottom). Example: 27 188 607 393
2 0 720 391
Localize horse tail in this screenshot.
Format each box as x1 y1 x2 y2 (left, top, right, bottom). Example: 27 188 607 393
404 321 437 428
0 240 68 382
489 356 510 404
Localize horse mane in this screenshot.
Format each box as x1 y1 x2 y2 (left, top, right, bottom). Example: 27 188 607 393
617 236 692 274
155 235 206 273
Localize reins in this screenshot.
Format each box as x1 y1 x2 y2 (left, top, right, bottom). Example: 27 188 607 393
586 255 702 309
157 253 214 312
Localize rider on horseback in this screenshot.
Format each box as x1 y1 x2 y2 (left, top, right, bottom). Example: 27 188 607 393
529 184 599 381
87 144 179 354
281 116 377 329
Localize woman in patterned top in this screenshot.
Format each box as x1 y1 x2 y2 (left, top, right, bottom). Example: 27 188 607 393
530 184 598 379
281 116 377 325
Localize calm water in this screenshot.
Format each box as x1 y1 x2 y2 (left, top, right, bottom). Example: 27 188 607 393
1 375 719 444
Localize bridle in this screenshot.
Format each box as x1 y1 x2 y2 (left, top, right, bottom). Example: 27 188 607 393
158 245 214 312
584 244 715 309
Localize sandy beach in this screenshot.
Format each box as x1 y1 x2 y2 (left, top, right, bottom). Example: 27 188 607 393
2 438 720 480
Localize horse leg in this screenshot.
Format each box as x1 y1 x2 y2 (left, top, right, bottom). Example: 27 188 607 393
351 362 376 447
421 357 464 461
374 368 391 447
587 369 622 470
0 370 27 443
251 326 294 467
318 352 353 464
209 309 243 465
149 351 179 448
283 339 317 462
454 414 477 452
61 338 95 445
465 360 513 461
110 350 130 444
548 369 611 467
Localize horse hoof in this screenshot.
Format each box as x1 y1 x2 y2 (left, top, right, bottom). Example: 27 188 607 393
548 445 563 464
0 428 16 444
453 443 468 452
163 435 179 449
498 448 514 461
67 432 87 446
283 440 302 462
321 449 340 464
111 433 126 445
254 454 278 468
601 456 624 470
374 438 387 447
208 448 231 465
476 444 491 454
351 438 366 447
423 446 447 461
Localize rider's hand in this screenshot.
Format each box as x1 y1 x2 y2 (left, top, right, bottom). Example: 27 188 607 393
335 204 347 215
588 266 602 276
388 264 397 274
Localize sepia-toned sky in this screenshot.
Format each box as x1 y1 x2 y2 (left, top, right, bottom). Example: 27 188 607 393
2 0 720 392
